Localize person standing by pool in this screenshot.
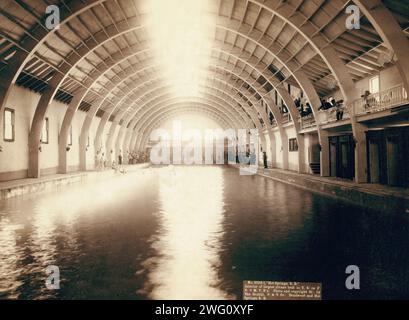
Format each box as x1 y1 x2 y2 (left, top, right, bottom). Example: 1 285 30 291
263 151 268 169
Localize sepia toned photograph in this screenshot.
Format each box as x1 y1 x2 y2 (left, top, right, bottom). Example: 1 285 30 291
0 0 409 310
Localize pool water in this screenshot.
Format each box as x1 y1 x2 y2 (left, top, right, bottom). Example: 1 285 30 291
0 166 408 300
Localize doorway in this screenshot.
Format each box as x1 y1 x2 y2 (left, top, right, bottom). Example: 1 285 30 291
367 131 387 185
329 135 355 180
367 127 409 187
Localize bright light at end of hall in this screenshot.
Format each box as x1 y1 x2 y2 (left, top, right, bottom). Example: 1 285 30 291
146 0 214 97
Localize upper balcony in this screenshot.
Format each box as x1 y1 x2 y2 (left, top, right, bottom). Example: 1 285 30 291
299 114 316 131
352 83 408 117
271 84 409 133
270 118 277 127
281 113 292 125
316 105 351 126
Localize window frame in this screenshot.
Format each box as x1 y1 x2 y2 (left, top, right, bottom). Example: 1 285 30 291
67 125 73 146
289 138 299 152
369 75 380 94
40 117 49 144
3 108 15 142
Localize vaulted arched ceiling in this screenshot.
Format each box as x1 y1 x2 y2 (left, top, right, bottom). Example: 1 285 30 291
0 0 408 165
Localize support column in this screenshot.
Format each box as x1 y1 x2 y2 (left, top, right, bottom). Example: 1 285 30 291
354 122 368 183
28 138 41 178
28 92 54 178
94 112 110 160
281 128 289 170
78 133 89 172
270 131 277 168
297 134 306 173
28 76 65 178
265 129 276 168
122 129 133 164
58 106 77 174
320 130 330 177
259 132 267 167
115 127 126 162
129 132 139 153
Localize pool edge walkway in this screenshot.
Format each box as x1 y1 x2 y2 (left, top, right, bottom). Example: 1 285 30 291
232 165 409 214
0 164 149 201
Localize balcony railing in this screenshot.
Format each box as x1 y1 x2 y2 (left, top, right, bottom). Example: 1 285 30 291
281 84 408 130
270 119 277 127
317 105 350 125
352 83 408 116
281 113 291 124
299 114 316 130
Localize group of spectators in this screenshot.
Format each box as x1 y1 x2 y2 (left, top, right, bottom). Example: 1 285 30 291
127 151 148 164
319 98 345 121
95 150 108 171
270 95 346 123
269 111 274 125
233 149 257 166
94 150 148 171
294 97 313 117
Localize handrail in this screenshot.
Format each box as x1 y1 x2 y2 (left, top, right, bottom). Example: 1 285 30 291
281 113 291 124
317 105 350 124
299 114 316 130
352 83 408 115
274 84 408 130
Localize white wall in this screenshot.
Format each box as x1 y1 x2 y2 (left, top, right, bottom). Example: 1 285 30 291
264 127 320 173
39 99 68 173
86 117 102 171
0 86 35 175
263 131 272 165
273 130 283 168
286 126 298 172
0 85 117 181
303 133 320 174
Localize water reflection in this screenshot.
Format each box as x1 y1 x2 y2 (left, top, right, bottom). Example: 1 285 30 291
0 217 24 298
0 166 409 299
143 166 230 299
0 170 156 299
